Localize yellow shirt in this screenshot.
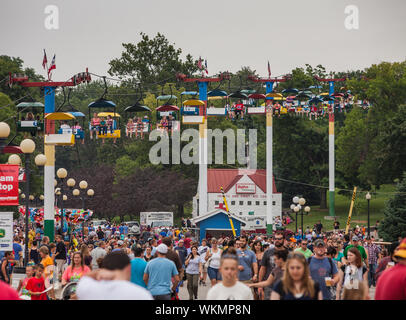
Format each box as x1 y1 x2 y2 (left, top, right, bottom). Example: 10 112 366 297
41 256 54 278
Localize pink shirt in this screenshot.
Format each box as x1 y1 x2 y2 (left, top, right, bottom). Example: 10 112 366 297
62 265 91 283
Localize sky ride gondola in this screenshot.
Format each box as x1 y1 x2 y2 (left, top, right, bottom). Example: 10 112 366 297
156 86 180 132
124 84 152 134
181 98 205 125
180 90 202 123
282 88 299 95
16 101 44 136
247 93 267 114
55 88 87 143
207 89 228 116
44 112 76 146
88 77 120 140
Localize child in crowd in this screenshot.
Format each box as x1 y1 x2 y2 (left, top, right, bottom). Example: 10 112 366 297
26 264 48 300
17 265 35 299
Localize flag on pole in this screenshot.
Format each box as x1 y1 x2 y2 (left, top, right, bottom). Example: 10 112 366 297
268 61 271 78
197 57 203 70
42 49 48 69
48 54 56 79
205 60 208 74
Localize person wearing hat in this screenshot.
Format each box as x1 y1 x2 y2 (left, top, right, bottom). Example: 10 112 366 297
143 244 179 300
375 238 406 300
343 235 367 264
308 239 339 300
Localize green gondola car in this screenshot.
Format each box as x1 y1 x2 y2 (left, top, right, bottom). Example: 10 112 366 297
16 102 45 134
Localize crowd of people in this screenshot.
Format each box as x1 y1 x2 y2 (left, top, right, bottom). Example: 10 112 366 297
1 217 405 301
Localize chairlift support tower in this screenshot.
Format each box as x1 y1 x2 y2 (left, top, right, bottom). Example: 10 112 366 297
9 70 91 241
314 75 346 218
248 75 287 234
177 73 230 218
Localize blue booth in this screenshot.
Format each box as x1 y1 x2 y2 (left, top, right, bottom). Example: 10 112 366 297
192 209 246 241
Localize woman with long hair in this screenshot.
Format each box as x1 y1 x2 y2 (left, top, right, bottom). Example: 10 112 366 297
185 245 202 300
205 238 223 286
61 252 90 286
251 240 264 300
336 247 369 300
80 244 92 269
206 247 253 300
271 252 322 300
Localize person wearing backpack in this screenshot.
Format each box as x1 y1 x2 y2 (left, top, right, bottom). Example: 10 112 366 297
308 239 339 300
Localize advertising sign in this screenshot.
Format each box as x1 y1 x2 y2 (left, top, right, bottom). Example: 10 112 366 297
242 215 266 230
0 212 13 250
236 183 256 194
0 165 19 206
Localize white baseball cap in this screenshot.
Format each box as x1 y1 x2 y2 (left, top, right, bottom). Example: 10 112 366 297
156 243 168 254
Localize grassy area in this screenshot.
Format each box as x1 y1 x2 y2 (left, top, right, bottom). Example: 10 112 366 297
285 185 394 232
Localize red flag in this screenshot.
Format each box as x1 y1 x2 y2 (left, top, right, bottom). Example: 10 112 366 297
205 60 208 74
48 55 56 78
42 49 48 69
197 57 202 70
268 61 271 78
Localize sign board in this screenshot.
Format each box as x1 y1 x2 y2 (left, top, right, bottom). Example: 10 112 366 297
0 165 19 206
236 183 256 194
140 212 173 227
241 215 266 230
0 212 13 250
182 106 199 115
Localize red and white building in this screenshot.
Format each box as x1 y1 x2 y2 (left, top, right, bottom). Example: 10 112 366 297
193 169 282 228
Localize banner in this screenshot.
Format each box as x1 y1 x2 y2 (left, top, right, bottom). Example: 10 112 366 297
0 165 19 206
0 212 13 250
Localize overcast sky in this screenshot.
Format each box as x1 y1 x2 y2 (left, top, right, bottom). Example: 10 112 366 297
1 0 405 81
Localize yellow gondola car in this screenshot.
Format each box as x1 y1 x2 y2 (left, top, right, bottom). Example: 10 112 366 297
44 112 76 146
97 112 121 139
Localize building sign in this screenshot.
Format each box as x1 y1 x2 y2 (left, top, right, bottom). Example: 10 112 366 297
236 183 256 194
242 215 266 230
0 165 19 206
0 212 13 250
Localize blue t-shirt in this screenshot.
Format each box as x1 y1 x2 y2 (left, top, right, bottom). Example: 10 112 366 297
131 258 147 288
123 226 128 234
144 257 178 296
236 248 257 281
13 243 22 260
308 257 338 300
119 226 124 234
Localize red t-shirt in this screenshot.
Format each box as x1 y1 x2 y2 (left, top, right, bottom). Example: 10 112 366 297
0 281 20 300
184 238 192 249
235 104 244 111
375 263 406 300
26 276 47 300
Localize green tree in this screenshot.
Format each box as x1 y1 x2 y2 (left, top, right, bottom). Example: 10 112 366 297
0 55 44 101
379 173 406 242
336 107 370 189
108 32 199 87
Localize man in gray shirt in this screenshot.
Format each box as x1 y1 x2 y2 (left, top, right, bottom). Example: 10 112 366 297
91 241 107 270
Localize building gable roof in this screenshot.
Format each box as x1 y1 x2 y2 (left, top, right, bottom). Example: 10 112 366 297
207 169 277 193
